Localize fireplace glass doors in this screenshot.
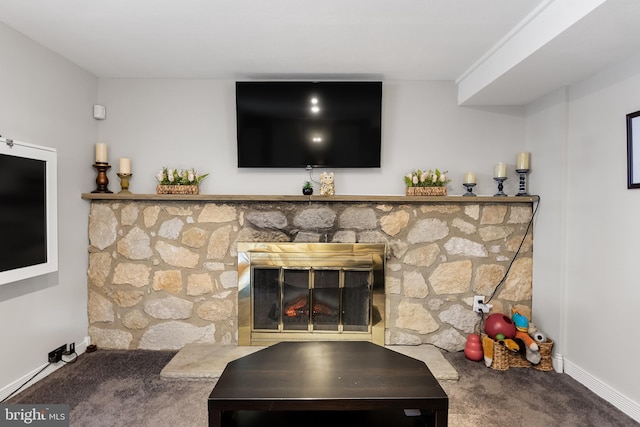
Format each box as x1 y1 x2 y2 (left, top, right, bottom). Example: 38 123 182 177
238 243 385 346
253 267 371 333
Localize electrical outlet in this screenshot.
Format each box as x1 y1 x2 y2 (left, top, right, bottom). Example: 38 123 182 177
48 344 67 363
474 295 494 313
64 342 75 356
473 295 492 313
473 296 485 313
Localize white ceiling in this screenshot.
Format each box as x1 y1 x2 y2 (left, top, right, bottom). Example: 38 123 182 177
1 0 639 105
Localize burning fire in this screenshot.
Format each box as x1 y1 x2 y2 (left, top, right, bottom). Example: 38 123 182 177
284 295 336 317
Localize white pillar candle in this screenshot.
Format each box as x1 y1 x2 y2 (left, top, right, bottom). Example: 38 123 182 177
464 172 476 184
517 152 530 170
95 143 107 163
119 158 131 174
494 162 507 178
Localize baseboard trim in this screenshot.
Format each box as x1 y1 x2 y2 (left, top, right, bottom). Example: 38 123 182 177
0 362 61 402
552 352 564 372
564 358 640 423
0 336 90 402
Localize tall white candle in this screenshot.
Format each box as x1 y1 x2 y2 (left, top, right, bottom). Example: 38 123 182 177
464 172 476 184
119 158 131 174
517 152 530 170
95 143 107 163
494 162 507 178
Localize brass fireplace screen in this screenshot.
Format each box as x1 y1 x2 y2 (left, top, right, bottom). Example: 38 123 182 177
237 243 385 346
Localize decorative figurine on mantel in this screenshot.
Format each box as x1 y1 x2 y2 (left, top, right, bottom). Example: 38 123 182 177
319 172 335 196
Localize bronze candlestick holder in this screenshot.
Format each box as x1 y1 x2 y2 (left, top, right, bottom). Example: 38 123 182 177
117 173 132 194
92 163 112 193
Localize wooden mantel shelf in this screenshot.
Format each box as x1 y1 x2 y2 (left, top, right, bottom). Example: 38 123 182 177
81 193 539 203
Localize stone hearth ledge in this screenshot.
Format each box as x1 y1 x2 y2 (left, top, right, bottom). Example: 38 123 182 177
160 343 458 381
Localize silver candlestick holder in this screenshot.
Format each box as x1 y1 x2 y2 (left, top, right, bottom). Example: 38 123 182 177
516 169 530 196
493 177 507 196
462 183 476 197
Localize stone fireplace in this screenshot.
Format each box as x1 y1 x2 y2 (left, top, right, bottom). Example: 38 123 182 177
237 242 385 346
84 194 535 353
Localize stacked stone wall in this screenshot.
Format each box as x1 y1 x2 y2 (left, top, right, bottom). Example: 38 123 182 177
87 200 533 351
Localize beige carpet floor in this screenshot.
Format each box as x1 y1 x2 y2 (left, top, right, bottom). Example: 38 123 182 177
160 343 459 381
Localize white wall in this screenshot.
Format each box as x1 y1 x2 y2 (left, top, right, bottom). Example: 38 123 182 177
97 79 525 196
564 54 640 417
525 87 568 364
0 22 97 398
525 56 640 420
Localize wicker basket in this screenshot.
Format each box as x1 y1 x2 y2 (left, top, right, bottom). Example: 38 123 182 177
405 186 447 196
156 185 199 195
483 334 554 371
533 340 554 371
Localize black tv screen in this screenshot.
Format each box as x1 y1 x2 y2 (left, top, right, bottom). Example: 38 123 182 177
0 154 47 272
236 81 382 168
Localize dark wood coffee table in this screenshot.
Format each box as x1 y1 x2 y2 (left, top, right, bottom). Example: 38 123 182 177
208 341 448 427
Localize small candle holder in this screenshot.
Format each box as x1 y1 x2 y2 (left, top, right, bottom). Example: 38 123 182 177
493 177 507 196
92 163 112 194
117 173 132 194
462 182 476 197
516 169 530 196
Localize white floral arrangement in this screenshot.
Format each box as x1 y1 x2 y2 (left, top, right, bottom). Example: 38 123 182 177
404 169 450 187
156 167 208 186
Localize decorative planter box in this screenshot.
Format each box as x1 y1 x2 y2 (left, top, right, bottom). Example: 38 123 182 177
405 187 447 196
156 185 199 195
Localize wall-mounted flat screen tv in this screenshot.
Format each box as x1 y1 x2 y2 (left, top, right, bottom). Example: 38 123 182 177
0 138 58 286
236 81 382 168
